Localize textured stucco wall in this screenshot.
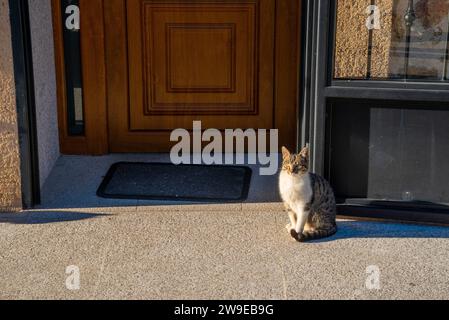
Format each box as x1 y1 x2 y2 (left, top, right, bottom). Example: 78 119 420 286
334 0 393 79
334 0 371 78
370 0 394 78
29 0 60 188
0 0 22 212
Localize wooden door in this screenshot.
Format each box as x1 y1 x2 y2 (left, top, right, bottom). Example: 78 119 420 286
104 0 301 152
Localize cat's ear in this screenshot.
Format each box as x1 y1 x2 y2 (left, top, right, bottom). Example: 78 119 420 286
282 146 291 160
299 144 309 159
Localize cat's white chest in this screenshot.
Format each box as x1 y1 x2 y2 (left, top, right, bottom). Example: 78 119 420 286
279 171 313 207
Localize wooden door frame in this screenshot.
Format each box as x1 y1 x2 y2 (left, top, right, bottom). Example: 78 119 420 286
53 0 301 155
273 0 302 152
52 0 108 155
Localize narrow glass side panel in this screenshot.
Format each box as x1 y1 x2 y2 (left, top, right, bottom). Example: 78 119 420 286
61 0 84 135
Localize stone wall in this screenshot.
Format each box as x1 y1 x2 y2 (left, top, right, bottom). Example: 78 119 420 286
0 0 22 212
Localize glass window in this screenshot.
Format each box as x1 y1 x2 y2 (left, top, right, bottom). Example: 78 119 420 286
61 0 84 135
334 0 449 81
327 101 449 206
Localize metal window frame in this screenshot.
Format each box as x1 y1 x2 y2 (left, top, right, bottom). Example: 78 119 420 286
302 0 449 224
9 0 41 208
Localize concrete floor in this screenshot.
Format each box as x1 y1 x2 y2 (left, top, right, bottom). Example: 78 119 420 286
1 155 449 300
36 154 281 211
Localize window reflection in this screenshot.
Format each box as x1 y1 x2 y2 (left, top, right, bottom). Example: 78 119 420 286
334 0 449 81
328 101 449 205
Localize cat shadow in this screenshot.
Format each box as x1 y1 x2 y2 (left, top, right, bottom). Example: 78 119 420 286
308 220 449 243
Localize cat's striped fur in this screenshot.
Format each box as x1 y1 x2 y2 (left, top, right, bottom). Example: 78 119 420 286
279 145 337 242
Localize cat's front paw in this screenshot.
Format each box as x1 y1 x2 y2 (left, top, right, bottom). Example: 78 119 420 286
296 233 306 242
289 230 307 242
289 228 299 240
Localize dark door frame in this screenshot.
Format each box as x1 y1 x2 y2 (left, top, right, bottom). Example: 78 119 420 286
9 0 41 208
303 0 449 224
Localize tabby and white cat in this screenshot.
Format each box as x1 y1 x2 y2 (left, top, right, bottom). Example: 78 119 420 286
279 145 337 242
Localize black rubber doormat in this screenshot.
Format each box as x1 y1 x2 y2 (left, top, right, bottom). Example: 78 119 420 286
97 162 252 202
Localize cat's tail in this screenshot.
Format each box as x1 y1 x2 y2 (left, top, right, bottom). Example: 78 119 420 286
298 225 337 242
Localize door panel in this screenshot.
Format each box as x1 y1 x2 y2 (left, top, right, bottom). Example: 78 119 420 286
105 0 300 152
128 0 274 131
